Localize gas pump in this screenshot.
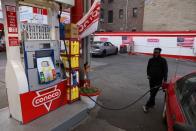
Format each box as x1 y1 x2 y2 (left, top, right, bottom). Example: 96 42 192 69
2 0 75 124
21 23 63 91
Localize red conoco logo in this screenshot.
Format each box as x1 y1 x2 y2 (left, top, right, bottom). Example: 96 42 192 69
78 3 100 34
32 89 61 107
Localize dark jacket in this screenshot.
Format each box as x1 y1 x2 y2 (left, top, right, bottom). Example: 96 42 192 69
147 56 168 81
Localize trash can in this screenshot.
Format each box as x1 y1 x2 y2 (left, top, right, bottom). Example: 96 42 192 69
120 44 127 53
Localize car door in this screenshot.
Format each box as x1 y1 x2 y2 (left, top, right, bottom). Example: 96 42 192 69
103 42 110 55
108 42 116 54
176 73 196 127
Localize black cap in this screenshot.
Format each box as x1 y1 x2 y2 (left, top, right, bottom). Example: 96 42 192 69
154 48 162 53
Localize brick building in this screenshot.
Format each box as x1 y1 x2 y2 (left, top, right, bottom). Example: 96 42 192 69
99 0 144 32
143 0 196 31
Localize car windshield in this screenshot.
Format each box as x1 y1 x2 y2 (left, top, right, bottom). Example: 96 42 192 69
176 73 196 126
93 42 104 46
183 90 196 126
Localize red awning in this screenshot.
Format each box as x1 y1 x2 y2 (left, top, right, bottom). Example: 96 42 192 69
95 31 196 37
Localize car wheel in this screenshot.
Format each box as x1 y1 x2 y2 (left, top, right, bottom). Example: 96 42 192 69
102 50 107 57
114 48 118 55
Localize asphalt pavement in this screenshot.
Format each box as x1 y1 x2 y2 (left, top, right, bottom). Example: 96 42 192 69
0 52 7 109
72 53 196 131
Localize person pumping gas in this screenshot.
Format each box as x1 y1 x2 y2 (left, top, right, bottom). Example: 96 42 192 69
143 48 168 113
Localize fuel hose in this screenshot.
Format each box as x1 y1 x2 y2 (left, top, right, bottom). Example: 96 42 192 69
84 86 163 111
0 80 5 84
0 81 5 88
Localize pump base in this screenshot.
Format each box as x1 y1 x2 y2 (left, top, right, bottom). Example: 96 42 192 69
0 102 88 131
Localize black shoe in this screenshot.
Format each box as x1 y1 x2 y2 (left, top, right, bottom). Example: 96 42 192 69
149 105 155 109
143 106 149 113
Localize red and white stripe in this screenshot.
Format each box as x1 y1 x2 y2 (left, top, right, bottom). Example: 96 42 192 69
77 0 101 39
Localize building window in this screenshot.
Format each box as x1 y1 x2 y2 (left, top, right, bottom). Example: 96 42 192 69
101 9 104 19
133 8 138 17
132 28 137 32
108 10 113 23
108 0 114 3
119 9 123 19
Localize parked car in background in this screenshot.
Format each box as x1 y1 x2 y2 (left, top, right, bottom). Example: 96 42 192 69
163 72 196 131
119 44 128 53
0 35 6 52
0 44 6 52
91 41 118 57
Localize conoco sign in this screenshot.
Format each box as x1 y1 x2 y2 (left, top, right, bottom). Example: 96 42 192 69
77 0 101 38
78 3 100 34
20 81 67 124
32 87 61 111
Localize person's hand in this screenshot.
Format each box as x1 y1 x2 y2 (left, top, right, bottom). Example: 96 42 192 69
162 82 169 90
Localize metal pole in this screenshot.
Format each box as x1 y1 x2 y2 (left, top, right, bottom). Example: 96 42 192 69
125 0 129 31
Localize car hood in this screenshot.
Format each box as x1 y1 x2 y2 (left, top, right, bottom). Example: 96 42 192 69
170 76 182 83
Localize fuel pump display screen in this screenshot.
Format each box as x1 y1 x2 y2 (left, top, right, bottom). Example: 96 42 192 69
40 43 51 49
37 57 56 84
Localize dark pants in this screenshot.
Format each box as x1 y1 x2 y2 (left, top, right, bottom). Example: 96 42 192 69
145 78 162 108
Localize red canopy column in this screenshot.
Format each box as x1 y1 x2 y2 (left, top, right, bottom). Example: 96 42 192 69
71 0 84 24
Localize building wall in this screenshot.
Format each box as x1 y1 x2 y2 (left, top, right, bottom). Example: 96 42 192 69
143 0 196 31
99 0 144 32
94 33 196 61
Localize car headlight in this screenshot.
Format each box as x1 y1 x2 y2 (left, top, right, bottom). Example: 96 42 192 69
95 49 101 51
